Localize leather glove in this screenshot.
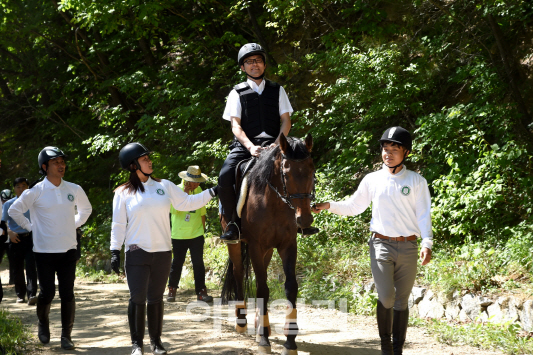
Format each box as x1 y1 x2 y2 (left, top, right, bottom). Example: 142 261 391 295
209 185 219 197
111 250 121 274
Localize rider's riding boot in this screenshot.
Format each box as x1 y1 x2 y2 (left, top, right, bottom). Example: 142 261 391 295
377 300 393 355
147 302 167 355
220 211 240 242
37 301 51 344
298 227 320 235
128 300 146 355
60 299 76 350
392 308 409 355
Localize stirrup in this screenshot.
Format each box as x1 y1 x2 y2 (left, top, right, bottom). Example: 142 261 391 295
221 222 241 244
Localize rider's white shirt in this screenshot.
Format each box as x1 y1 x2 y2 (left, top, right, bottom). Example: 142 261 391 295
328 165 433 249
223 78 293 138
110 177 213 253
8 177 92 253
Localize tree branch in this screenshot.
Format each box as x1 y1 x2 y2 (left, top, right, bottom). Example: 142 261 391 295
247 3 277 67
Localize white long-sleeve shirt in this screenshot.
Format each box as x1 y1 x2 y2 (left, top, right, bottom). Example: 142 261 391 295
328 165 433 249
110 177 213 253
8 177 92 253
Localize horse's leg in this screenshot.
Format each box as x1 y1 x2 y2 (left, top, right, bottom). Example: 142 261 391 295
250 245 271 354
278 244 299 355
228 243 247 333
254 249 274 342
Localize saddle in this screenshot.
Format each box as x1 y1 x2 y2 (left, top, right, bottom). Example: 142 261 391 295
235 157 256 218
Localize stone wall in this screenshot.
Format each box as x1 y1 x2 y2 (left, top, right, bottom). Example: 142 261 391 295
360 282 533 331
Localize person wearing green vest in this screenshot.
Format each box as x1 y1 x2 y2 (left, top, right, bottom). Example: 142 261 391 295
167 166 213 303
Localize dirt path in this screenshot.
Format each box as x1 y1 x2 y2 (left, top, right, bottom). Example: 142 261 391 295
1 267 503 355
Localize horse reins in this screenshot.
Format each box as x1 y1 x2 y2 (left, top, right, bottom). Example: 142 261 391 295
266 153 315 210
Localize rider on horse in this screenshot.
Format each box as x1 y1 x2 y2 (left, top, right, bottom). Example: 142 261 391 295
218 43 318 242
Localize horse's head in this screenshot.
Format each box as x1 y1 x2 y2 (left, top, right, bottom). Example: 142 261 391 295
278 133 315 229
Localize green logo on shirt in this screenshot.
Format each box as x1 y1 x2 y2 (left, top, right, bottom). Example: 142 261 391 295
67 194 74 201
401 186 411 196
156 189 165 195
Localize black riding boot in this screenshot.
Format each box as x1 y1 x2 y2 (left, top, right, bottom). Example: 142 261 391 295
220 210 240 242
60 299 76 350
392 308 409 355
377 300 393 355
128 301 146 355
37 301 51 344
147 302 167 355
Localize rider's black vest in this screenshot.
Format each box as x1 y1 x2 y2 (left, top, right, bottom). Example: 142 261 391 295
234 80 281 139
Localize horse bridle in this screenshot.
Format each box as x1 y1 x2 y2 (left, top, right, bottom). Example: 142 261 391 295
266 153 316 210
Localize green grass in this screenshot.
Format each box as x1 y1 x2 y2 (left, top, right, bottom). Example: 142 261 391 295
410 316 533 355
0 308 33 355
75 267 124 283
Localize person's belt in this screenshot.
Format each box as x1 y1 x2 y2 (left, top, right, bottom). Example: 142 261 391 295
18 232 31 238
373 232 417 242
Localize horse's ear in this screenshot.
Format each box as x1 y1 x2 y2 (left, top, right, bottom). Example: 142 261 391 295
305 133 313 152
279 133 288 154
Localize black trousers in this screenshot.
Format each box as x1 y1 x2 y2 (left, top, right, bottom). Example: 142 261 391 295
10 233 38 300
125 249 172 305
218 145 251 221
168 236 206 293
218 138 273 221
34 249 77 305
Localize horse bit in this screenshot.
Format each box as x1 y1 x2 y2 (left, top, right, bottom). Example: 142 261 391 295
266 153 316 210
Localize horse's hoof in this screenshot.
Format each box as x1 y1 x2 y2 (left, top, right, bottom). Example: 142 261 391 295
235 324 247 333
281 348 298 355
257 345 272 354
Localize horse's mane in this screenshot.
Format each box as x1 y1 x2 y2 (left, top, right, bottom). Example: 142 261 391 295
249 137 310 191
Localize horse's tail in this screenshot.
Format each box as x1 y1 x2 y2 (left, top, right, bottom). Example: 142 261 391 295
220 256 236 305
220 242 253 305
242 242 253 301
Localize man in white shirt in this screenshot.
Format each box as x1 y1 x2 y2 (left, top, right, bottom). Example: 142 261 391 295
218 43 293 242
9 146 92 350
313 127 432 355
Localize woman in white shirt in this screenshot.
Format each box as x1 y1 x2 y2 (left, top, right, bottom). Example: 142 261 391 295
110 143 217 355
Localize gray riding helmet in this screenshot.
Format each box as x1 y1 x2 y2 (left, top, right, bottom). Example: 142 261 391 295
238 43 266 66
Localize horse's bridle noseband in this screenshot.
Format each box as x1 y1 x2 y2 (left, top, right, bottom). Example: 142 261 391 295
267 153 316 210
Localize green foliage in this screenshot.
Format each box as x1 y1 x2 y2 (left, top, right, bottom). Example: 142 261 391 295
1 3 532 350
417 317 533 355
0 308 32 355
421 224 533 294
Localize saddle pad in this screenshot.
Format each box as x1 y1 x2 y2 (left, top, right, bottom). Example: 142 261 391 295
237 173 249 218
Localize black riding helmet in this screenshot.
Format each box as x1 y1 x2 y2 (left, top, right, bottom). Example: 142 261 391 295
38 146 67 175
379 126 412 173
238 43 266 80
119 142 152 176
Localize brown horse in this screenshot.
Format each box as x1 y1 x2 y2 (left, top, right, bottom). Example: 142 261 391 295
221 133 315 355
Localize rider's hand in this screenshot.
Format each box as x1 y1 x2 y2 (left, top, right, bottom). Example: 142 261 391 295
312 203 330 213
249 145 264 157
8 230 20 243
